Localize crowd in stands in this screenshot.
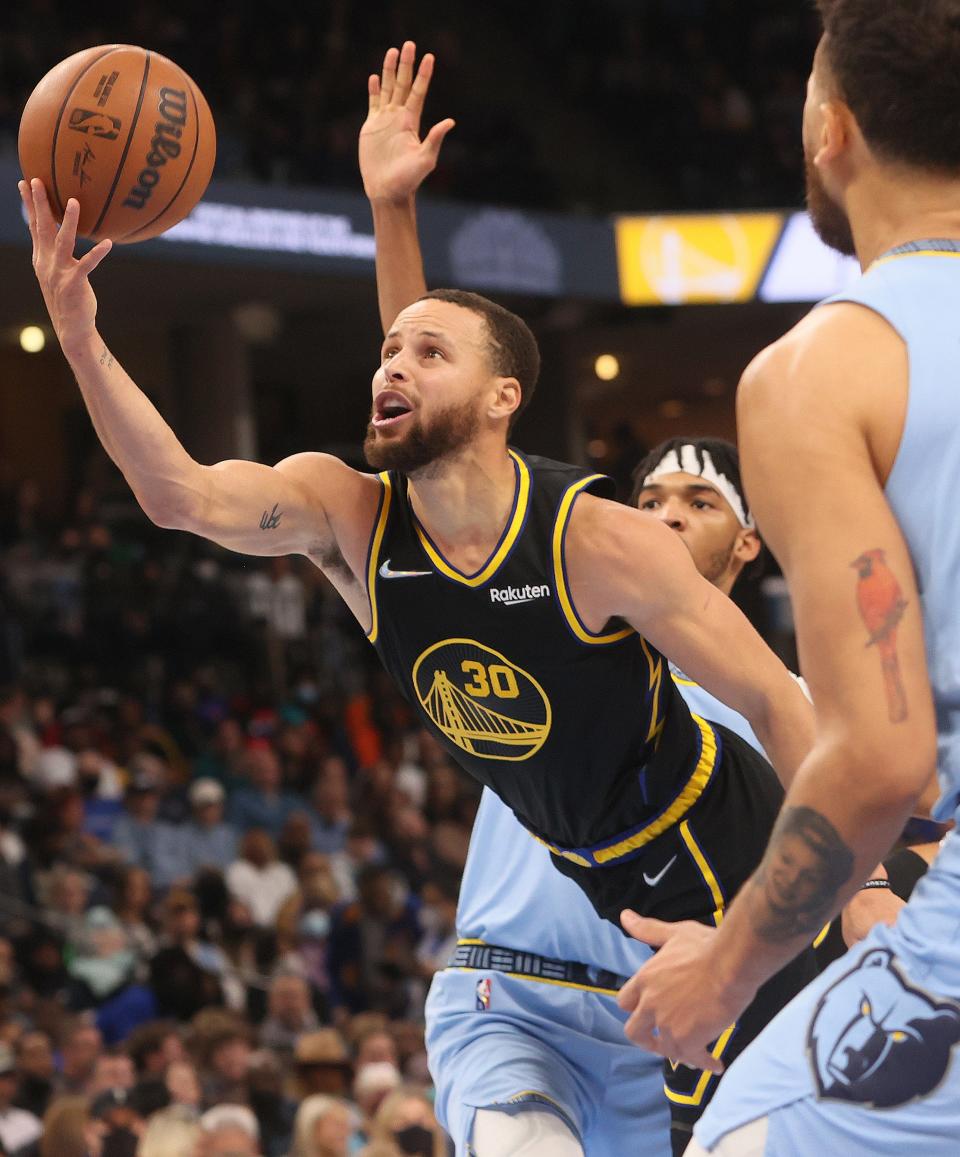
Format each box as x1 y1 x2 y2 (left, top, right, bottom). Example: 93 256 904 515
0 1 818 212
0 473 472 1155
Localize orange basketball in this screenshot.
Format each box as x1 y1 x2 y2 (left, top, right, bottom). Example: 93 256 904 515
18 44 216 244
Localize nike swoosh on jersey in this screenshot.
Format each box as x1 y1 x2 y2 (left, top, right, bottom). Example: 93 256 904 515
642 854 678 888
379 559 433 579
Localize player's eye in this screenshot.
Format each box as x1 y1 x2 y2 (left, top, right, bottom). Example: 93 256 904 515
425 347 445 359
639 499 660 510
692 499 714 510
382 348 398 361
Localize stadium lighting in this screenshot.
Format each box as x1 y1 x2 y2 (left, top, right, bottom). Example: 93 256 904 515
594 354 620 381
19 326 45 353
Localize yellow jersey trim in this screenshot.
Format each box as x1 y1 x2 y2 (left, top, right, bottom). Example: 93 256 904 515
812 922 832 950
365 472 393 644
871 248 960 270
680 819 725 927
590 714 718 865
413 449 530 587
552 475 634 645
663 1021 737 1106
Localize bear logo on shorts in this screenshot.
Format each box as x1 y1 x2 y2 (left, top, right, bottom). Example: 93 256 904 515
808 947 960 1108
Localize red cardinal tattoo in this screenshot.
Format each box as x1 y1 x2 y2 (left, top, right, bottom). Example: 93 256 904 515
852 549 909 723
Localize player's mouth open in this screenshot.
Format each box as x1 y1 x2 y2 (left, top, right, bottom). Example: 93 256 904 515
373 391 414 428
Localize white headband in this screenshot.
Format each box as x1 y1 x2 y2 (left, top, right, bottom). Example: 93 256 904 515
642 445 755 529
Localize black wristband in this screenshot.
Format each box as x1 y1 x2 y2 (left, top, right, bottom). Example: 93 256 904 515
860 878 892 891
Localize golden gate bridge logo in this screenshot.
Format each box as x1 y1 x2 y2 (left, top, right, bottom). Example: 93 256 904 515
412 639 552 761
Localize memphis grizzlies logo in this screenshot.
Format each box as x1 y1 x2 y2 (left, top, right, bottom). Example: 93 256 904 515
412 639 552 761
808 948 960 1108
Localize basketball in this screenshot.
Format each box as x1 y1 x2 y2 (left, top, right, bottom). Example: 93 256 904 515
18 44 216 244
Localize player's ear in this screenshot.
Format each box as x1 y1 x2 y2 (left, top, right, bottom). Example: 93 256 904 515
815 100 851 167
489 376 521 423
733 528 762 566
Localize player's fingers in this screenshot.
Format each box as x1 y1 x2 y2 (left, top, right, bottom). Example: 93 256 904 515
395 40 416 104
422 118 455 163
30 178 58 248
77 237 113 277
623 1004 669 1052
406 50 435 120
620 911 674 947
54 198 81 260
380 46 399 105
368 74 381 111
18 181 39 253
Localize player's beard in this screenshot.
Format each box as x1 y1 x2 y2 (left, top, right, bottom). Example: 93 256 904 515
364 396 482 477
805 156 856 257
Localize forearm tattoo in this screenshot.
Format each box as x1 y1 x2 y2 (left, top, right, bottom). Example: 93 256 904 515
259 503 282 530
752 805 854 942
852 548 909 723
99 346 114 369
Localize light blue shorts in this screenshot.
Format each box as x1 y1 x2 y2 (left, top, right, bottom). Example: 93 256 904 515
425 968 671 1157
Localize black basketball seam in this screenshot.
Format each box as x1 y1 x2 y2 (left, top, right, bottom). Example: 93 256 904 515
125 74 205 242
91 51 151 238
48 46 118 218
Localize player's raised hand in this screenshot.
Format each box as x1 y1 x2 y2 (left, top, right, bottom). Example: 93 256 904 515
360 41 455 203
617 910 752 1073
20 178 111 352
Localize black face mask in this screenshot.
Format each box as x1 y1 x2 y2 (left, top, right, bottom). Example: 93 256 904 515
394 1124 434 1156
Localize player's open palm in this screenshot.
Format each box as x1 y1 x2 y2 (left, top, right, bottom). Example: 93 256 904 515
20 178 111 351
360 40 455 202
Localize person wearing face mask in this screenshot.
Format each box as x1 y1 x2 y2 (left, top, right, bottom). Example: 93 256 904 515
359 1088 445 1157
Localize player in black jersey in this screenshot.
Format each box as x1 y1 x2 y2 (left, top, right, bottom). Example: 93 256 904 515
23 43 811 1151
355 45 819 1153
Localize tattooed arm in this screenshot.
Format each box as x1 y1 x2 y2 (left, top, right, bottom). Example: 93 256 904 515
616 302 938 1070
19 179 380 588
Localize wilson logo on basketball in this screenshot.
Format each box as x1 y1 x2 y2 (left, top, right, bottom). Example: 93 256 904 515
411 639 552 761
123 87 188 211
67 109 121 141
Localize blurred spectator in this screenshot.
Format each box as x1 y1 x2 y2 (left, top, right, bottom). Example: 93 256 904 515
199 1104 260 1156
327 868 421 1016
125 1022 183 1079
148 892 226 1021
291 1031 352 1101
181 779 238 879
14 1031 55 1119
110 867 158 963
360 1087 445 1157
228 746 300 838
57 1022 103 1095
0 1041 41 1152
226 832 298 928
137 1104 201 1157
110 762 179 885
200 1025 252 1105
26 1094 100 1157
353 1062 401 1126
258 974 319 1056
165 1060 202 1110
245 1050 295 1157
89 1086 140 1157
308 761 353 856
353 1027 398 1073
87 1052 136 1098
289 1095 353 1157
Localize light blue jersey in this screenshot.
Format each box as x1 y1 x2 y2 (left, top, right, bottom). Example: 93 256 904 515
426 677 759 1154
698 244 960 1154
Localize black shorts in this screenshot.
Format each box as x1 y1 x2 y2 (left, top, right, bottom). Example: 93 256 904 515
550 724 818 1153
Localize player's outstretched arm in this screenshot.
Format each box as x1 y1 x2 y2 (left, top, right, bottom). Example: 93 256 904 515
615 305 938 1069
360 41 455 333
566 496 816 788
21 178 372 565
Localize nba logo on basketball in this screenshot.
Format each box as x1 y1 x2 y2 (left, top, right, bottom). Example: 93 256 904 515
475 977 492 1011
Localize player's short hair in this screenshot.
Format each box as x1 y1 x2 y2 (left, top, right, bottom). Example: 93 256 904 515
816 0 960 172
418 289 541 429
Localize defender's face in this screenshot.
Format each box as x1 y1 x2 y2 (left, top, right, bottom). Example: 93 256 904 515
635 471 753 587
365 299 493 472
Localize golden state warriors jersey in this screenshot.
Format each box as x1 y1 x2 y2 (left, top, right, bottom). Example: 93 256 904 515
366 450 717 856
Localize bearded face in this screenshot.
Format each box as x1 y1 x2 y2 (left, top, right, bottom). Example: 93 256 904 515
363 394 482 476
805 155 857 257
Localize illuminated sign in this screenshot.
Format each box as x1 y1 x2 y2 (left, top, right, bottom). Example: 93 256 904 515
758 212 860 302
615 213 784 305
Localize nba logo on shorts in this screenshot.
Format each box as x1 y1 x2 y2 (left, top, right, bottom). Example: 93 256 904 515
475 977 492 1011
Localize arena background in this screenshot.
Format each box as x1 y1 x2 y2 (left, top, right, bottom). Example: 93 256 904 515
0 4 851 1155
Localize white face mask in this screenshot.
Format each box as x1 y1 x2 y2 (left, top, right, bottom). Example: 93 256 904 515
299 910 331 940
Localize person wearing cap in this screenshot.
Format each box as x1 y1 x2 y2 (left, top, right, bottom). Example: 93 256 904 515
180 777 238 880
292 1030 353 1101
0 1041 41 1153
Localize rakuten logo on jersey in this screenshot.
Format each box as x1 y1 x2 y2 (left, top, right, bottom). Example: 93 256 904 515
489 584 551 606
